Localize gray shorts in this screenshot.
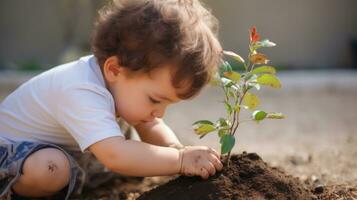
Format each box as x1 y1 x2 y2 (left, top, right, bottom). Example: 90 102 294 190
0 119 136 200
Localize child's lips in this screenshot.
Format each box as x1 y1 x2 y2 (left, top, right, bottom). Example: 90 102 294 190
141 119 155 123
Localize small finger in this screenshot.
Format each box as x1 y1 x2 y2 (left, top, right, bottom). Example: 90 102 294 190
185 172 194 177
209 148 220 159
209 156 223 171
200 167 209 180
206 162 216 176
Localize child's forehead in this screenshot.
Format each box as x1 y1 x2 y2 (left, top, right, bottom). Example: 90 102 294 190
147 65 186 87
145 65 190 100
146 65 176 88
147 64 174 79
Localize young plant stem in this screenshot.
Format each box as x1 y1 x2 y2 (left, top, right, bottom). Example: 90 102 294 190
226 151 232 167
233 86 248 135
226 80 249 166
226 49 256 165
226 42 254 167
229 90 239 135
221 85 233 122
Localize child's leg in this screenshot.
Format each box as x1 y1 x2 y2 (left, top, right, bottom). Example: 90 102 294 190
0 138 85 200
12 148 70 198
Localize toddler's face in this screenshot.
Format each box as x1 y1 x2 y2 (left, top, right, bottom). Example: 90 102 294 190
103 56 183 126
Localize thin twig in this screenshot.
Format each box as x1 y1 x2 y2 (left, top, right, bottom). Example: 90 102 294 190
233 85 248 136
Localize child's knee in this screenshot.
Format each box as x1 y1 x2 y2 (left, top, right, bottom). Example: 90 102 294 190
12 148 71 197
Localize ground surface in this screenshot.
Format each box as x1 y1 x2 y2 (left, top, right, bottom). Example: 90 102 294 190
1 70 356 199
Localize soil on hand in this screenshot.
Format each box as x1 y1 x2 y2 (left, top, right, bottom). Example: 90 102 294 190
138 152 312 200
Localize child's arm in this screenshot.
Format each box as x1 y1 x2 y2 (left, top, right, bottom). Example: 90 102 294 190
134 118 184 149
89 136 181 177
89 136 223 178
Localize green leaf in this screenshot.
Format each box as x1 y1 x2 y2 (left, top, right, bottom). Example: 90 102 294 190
231 105 248 114
267 112 285 119
234 105 241 113
228 90 236 98
243 92 260 110
219 61 233 76
223 71 241 82
221 78 234 88
246 85 253 90
192 120 214 126
246 72 260 91
220 134 235 154
243 73 257 82
193 120 216 138
223 50 245 63
224 102 233 115
218 129 227 137
256 39 276 48
193 123 216 137
242 72 251 78
257 74 282 89
217 118 230 128
252 110 267 121
224 61 233 72
247 82 261 91
221 78 239 91
251 66 276 75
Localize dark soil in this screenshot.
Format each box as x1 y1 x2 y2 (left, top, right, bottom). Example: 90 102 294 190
138 152 313 200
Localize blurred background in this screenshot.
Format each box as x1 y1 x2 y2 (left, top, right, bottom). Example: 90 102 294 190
1 0 356 185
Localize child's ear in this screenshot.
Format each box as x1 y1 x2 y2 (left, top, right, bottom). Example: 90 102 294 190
103 56 124 82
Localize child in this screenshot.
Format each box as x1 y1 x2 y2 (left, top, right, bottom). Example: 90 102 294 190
0 0 223 199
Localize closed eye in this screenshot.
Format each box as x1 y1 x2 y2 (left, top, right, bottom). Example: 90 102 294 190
148 96 161 104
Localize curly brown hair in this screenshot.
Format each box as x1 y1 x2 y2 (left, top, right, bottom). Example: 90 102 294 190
91 0 222 99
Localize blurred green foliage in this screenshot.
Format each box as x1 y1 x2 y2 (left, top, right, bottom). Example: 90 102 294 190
16 60 43 71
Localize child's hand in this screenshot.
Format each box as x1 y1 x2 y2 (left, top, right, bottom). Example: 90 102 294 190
179 146 223 179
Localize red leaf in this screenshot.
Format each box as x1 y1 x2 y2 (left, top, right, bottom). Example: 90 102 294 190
250 26 260 43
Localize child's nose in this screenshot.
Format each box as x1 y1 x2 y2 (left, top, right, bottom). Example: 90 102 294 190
152 108 166 118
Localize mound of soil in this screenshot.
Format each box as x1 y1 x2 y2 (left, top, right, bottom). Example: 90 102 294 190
138 152 313 200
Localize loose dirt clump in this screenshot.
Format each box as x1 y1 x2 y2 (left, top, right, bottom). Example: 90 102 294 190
138 152 313 200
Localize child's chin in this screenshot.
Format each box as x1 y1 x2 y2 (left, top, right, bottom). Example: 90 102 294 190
129 120 141 126
133 120 151 126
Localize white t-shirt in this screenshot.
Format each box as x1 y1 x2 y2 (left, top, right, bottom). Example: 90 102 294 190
0 55 124 152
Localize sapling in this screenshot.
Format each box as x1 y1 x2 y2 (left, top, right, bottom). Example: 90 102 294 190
193 26 285 167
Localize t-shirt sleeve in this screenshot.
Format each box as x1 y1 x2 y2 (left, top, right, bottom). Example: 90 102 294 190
53 84 124 152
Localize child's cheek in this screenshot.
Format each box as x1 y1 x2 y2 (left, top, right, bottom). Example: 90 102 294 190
129 100 146 118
